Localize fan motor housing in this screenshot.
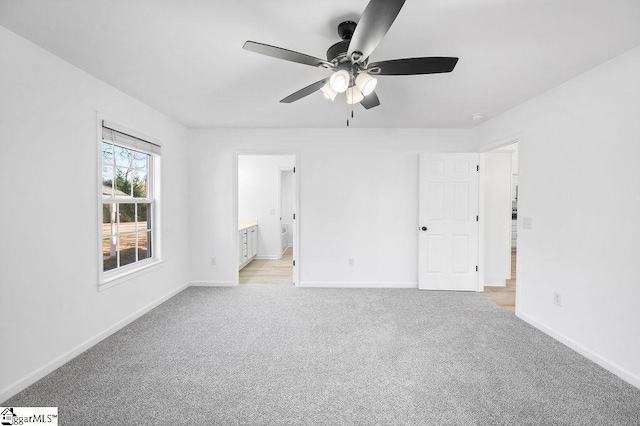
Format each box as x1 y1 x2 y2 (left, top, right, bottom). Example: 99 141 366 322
326 40 350 62
326 21 358 62
337 21 356 40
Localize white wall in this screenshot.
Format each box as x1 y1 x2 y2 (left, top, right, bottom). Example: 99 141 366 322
189 129 476 287
281 170 294 248
475 45 640 388
238 155 294 258
0 27 190 400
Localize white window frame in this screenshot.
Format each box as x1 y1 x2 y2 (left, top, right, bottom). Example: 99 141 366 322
97 116 163 290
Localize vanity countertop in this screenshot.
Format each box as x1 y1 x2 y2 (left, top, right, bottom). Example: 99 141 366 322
238 220 258 231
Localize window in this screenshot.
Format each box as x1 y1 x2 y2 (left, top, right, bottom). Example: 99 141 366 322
100 121 161 283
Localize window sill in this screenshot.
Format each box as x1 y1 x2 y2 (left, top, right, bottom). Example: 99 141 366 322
98 259 165 292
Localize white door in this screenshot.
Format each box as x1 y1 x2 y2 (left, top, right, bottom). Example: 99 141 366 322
419 153 479 291
482 152 512 287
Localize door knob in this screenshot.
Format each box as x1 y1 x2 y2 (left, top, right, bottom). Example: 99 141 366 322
421 226 428 231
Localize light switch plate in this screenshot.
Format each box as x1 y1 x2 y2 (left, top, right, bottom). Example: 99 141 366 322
522 217 533 230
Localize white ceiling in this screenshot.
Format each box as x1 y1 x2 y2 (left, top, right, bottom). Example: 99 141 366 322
1 0 639 128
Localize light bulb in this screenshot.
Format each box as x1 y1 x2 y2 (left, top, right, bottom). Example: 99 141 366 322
320 83 337 101
355 73 377 96
345 86 364 104
330 70 350 93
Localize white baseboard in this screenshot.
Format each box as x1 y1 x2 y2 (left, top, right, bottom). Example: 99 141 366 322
299 281 418 289
255 255 280 260
189 281 235 287
517 311 640 390
0 282 189 403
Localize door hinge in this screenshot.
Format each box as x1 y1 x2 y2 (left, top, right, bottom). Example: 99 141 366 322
293 213 296 220
476 165 479 172
476 215 479 222
293 260 296 266
293 167 296 173
476 265 478 272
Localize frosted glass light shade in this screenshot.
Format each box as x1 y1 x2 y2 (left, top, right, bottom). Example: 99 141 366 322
345 86 364 104
355 73 377 96
330 70 350 93
320 83 337 101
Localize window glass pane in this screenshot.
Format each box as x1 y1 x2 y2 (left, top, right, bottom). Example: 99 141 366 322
119 233 137 267
133 170 147 198
134 151 148 169
119 202 136 229
103 204 117 235
147 230 152 258
103 238 117 271
115 167 133 197
138 232 151 261
102 142 113 165
137 203 151 230
102 166 114 197
114 145 134 168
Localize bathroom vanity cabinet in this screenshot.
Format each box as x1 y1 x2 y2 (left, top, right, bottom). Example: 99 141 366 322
239 222 258 270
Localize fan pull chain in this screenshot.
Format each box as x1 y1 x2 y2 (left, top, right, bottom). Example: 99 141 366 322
346 108 355 127
346 89 350 127
347 87 357 127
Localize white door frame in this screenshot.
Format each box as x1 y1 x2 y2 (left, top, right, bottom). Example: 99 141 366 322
232 150 300 286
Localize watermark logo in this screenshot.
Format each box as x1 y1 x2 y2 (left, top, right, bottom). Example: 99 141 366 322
1 408 15 426
0 407 58 426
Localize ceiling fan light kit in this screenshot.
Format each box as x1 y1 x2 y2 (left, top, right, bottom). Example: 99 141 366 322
355 73 377 96
242 0 459 112
320 83 338 101
329 69 351 93
346 86 365 105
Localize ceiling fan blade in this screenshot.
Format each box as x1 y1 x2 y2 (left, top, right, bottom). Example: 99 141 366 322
280 78 330 103
243 41 327 68
360 92 380 109
368 57 459 75
347 0 406 63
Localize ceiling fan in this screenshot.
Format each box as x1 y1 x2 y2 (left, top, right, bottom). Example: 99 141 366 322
242 0 458 110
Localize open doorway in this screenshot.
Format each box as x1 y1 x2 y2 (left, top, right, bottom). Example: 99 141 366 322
235 153 298 285
481 142 518 313
278 167 294 259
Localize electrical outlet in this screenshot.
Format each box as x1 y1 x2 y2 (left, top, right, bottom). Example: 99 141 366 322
210 257 216 265
553 292 562 306
522 217 533 230
348 258 355 267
